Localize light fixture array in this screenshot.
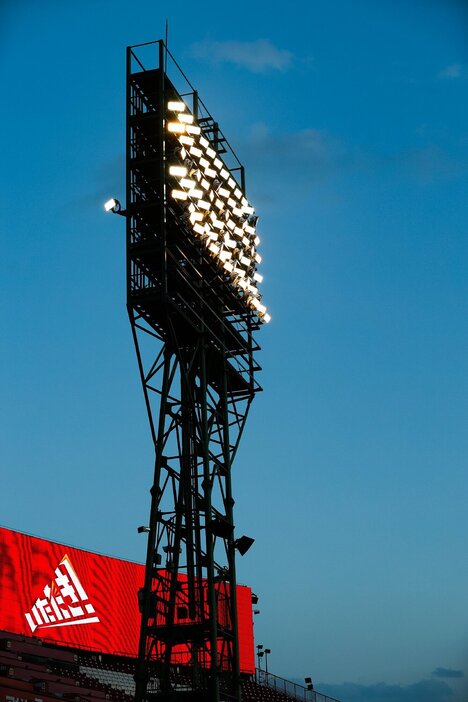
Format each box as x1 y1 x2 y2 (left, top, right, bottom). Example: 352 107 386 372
166 100 270 324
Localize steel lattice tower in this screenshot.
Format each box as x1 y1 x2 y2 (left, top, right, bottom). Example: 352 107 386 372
124 40 268 702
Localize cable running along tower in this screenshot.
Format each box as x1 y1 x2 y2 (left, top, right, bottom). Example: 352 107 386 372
125 40 269 702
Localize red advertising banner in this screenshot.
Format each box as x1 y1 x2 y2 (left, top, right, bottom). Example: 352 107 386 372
0 527 254 673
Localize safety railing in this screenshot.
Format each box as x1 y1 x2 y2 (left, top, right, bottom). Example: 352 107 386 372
255 669 340 702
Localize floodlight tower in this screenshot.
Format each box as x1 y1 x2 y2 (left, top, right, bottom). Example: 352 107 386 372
125 40 269 702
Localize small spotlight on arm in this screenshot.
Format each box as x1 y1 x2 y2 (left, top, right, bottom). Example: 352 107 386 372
104 198 126 216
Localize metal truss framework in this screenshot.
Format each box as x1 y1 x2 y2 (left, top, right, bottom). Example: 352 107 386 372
126 41 262 702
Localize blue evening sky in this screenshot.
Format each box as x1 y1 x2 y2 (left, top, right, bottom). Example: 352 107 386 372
1 2 467 701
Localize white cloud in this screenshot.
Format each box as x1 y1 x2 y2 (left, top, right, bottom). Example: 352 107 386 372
437 63 462 79
190 39 293 73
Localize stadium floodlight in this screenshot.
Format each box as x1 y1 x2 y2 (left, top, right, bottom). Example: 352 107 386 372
264 648 272 675
168 122 186 134
253 609 260 615
167 100 186 111
169 165 188 177
251 593 259 605
234 535 255 556
188 188 203 198
180 135 194 146
178 113 194 124
104 198 120 212
165 99 270 324
304 678 314 692
209 243 220 255
181 178 196 189
104 198 126 216
172 189 188 200
137 526 150 534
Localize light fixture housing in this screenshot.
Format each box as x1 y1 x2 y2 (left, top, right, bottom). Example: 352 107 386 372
104 198 121 213
234 535 255 556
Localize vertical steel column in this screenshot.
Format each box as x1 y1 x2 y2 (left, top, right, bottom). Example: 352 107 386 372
222 364 241 702
200 342 220 702
134 341 172 702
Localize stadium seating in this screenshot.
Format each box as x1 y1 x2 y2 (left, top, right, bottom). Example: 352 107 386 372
0 630 325 702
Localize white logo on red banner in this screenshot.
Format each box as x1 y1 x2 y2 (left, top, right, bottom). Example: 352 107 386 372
24 553 100 632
